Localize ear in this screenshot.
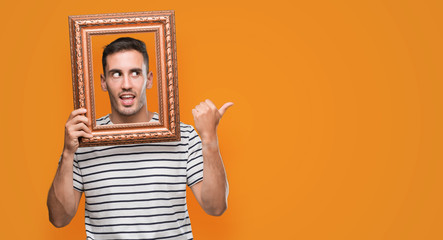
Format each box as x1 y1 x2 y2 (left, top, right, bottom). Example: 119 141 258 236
146 71 154 89
100 74 108 91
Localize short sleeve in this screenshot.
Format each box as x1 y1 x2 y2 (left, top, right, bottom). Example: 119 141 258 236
186 126 204 187
72 153 84 192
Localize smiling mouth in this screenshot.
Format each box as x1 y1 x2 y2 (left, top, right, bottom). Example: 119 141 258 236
120 94 135 106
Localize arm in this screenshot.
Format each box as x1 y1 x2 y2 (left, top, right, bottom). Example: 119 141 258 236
190 100 233 216
47 108 92 227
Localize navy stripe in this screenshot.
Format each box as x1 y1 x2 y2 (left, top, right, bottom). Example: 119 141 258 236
77 143 187 155
101 119 111 125
73 171 81 177
188 141 202 152
189 176 203 186
187 154 203 164
86 210 187 220
189 134 199 142
80 158 186 170
73 176 82 185
86 203 186 213
78 151 188 162
188 169 203 180
86 196 186 204
188 148 202 157
83 166 186 177
187 161 203 172
96 115 108 121
85 216 189 227
97 230 193 240
84 174 186 185
152 230 193 240
74 178 82 185
86 223 191 235
85 181 186 191
74 186 83 192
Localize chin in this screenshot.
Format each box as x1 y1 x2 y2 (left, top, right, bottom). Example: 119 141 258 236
118 108 138 116
117 104 145 117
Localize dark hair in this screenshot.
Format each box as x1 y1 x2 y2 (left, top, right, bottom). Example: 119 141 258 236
102 37 149 75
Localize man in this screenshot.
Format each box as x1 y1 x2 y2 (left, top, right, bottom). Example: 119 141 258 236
47 37 232 239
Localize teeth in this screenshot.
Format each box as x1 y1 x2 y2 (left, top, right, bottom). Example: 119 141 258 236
121 95 134 99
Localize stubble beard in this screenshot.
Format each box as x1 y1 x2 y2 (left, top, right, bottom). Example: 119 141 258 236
110 91 148 117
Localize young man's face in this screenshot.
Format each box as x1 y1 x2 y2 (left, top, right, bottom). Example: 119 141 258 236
101 50 153 118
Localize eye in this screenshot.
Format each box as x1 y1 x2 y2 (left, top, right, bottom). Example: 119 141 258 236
112 72 121 78
131 71 141 77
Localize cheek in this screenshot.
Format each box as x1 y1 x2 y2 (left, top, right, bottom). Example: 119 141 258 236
106 84 118 94
137 81 147 94
106 87 119 100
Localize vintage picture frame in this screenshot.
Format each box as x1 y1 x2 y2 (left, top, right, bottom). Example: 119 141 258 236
69 11 180 147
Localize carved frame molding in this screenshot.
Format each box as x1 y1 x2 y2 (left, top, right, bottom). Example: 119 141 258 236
69 11 180 147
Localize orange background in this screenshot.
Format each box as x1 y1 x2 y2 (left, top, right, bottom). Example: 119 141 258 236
1 0 443 239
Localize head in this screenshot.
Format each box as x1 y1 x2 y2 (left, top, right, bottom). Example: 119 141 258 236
102 37 150 75
100 37 154 121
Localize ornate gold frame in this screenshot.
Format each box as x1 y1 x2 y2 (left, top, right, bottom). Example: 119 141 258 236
69 11 180 147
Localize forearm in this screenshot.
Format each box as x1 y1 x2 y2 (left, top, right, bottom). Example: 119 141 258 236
47 152 79 227
200 134 229 216
191 99 232 216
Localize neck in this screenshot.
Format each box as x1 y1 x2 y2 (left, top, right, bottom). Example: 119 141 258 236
109 109 154 124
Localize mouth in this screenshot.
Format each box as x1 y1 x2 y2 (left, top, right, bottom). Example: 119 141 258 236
119 93 135 107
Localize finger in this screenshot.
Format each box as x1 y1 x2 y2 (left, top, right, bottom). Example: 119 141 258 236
198 101 209 109
218 102 234 116
70 122 91 134
72 130 93 139
69 115 90 126
195 104 206 112
69 108 87 120
78 131 93 139
191 109 198 117
205 99 217 110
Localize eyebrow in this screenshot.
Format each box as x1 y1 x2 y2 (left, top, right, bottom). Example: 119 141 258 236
107 69 122 74
108 68 142 73
130 68 143 72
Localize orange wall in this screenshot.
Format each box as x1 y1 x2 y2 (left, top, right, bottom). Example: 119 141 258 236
1 0 443 239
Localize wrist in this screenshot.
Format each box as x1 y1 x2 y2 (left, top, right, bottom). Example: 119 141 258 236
201 134 219 152
200 131 217 144
61 149 75 163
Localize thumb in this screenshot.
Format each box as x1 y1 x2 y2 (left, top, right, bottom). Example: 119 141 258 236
218 102 234 117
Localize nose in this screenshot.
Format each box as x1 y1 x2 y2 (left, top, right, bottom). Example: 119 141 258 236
121 73 133 90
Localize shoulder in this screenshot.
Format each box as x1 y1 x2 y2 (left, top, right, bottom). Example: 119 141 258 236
150 112 160 122
180 122 194 131
179 122 200 144
96 114 111 126
179 122 196 135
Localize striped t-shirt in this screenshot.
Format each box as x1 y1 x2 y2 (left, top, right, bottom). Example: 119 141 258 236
73 113 204 240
